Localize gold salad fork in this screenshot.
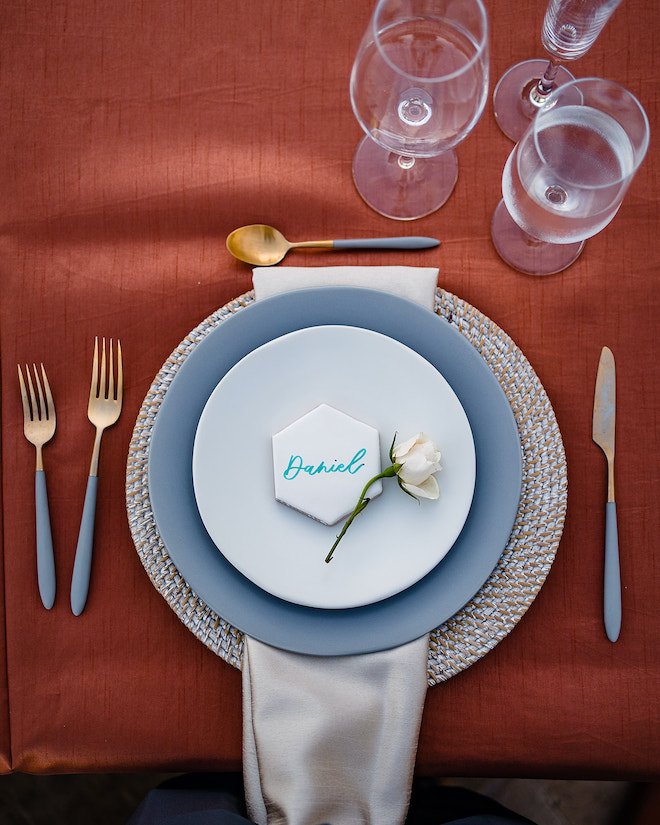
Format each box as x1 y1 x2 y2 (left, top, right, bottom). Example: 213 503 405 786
18 364 57 609
71 338 123 615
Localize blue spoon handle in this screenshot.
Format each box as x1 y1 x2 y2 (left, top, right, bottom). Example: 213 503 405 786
332 237 440 250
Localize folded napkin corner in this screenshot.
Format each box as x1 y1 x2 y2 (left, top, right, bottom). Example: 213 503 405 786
242 634 430 825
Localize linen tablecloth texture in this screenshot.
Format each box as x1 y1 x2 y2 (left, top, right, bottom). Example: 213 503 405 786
2 0 659 783
242 266 438 825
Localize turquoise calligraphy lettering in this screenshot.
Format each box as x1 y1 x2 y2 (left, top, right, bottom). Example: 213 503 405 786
282 448 367 480
283 455 303 480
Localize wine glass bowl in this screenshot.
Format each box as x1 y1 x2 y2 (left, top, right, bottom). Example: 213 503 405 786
493 0 624 142
350 0 488 220
491 78 649 276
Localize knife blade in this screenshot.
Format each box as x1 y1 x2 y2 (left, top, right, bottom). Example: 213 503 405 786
592 346 620 642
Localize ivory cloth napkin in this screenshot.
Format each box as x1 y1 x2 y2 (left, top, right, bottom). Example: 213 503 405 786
243 265 439 825
252 265 439 312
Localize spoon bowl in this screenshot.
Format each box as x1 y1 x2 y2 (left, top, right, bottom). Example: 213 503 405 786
226 224 440 266
227 225 322 266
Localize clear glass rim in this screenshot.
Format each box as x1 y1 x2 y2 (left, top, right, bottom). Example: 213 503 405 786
371 0 489 84
533 77 650 190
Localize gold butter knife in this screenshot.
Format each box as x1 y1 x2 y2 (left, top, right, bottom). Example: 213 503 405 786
592 346 621 642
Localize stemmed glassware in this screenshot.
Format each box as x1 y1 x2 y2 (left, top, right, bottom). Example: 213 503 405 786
491 78 649 276
350 0 489 220
493 0 624 142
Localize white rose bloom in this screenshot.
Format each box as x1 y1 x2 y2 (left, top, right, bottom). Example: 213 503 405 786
392 433 442 499
326 431 443 561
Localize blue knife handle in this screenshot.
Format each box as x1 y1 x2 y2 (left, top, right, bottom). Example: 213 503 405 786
71 475 98 616
332 237 440 250
35 470 56 610
604 501 621 642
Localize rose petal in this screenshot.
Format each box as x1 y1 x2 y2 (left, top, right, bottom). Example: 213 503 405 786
401 475 439 500
398 450 433 485
392 433 420 461
418 475 440 498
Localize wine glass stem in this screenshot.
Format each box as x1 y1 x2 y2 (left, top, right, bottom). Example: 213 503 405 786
530 55 562 106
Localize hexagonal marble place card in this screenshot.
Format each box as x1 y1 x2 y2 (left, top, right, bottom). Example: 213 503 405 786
272 404 382 525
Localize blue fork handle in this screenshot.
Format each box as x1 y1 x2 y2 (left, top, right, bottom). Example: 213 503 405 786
604 501 621 642
332 237 440 250
71 475 98 616
35 470 56 610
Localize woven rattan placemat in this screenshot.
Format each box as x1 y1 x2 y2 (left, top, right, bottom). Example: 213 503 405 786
126 288 567 685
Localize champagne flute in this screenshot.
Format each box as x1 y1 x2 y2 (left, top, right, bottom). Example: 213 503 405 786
491 78 649 276
493 0 624 142
350 0 489 220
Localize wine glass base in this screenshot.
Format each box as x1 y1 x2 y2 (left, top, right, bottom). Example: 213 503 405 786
352 136 458 221
491 200 584 276
493 59 575 141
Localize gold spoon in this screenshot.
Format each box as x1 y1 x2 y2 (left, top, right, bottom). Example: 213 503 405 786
226 224 440 266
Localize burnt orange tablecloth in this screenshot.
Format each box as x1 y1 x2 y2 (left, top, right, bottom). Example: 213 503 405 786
0 0 658 778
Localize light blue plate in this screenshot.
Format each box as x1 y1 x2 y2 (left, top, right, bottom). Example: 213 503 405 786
148 287 522 655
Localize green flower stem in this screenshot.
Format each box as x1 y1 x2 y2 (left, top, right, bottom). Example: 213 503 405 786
325 463 402 563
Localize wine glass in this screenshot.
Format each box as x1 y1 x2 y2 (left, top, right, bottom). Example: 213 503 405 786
493 0 624 142
491 78 649 276
350 0 489 220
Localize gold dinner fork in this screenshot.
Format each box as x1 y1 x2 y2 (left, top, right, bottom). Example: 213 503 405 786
18 363 57 609
71 338 123 615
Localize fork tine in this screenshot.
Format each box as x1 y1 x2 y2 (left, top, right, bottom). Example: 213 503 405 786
40 363 55 423
33 364 46 420
18 365 30 419
99 338 107 400
89 337 100 403
116 340 123 401
26 363 38 419
108 339 115 400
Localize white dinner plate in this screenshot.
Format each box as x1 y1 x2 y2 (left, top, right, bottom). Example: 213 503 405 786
192 325 476 609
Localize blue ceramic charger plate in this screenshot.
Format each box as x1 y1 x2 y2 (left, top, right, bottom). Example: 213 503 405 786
148 287 522 656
